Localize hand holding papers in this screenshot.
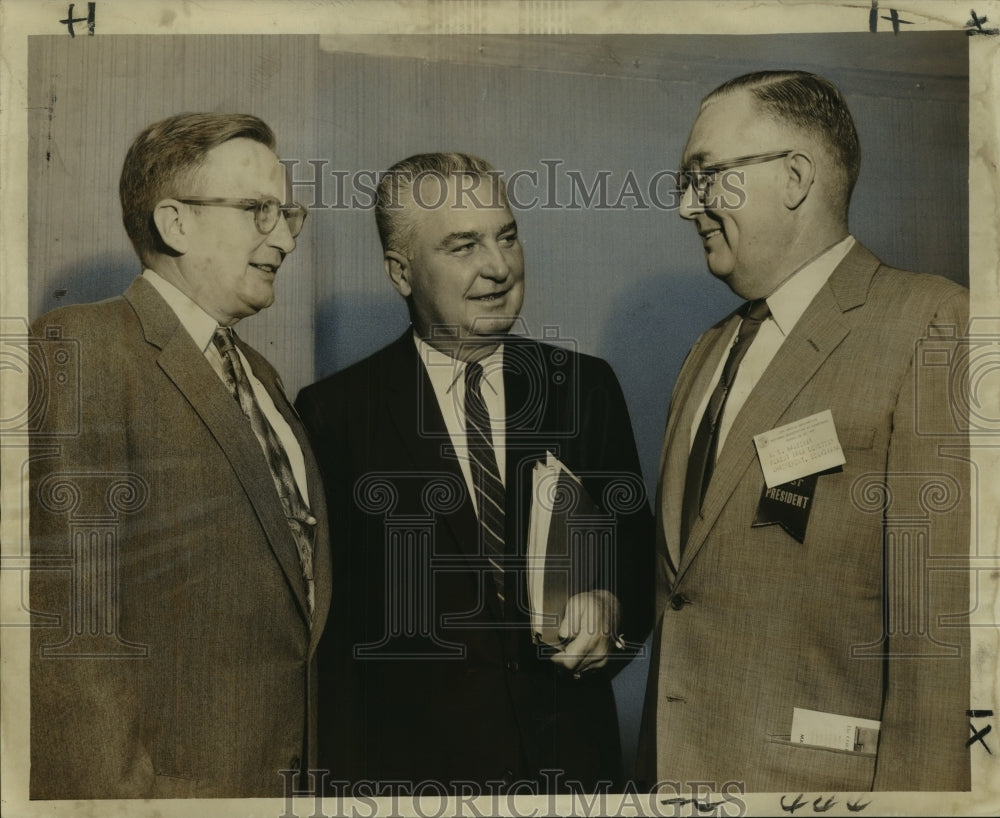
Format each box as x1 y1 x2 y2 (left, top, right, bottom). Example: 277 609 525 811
528 453 620 673
549 589 622 676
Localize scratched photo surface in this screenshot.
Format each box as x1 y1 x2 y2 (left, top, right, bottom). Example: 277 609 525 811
1 2 997 817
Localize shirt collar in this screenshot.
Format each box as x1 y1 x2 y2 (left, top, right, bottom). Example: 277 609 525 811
765 235 855 337
413 331 505 397
143 269 222 352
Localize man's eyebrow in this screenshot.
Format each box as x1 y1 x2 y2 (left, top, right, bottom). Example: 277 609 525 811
438 230 482 248
437 221 518 248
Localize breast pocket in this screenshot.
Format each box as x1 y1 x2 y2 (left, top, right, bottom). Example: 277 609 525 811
764 735 877 791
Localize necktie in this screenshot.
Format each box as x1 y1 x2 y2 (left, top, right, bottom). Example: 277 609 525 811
465 361 506 612
212 327 316 616
680 299 771 553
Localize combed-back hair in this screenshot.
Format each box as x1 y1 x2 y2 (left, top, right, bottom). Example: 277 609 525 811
705 71 861 214
375 152 506 255
120 112 276 266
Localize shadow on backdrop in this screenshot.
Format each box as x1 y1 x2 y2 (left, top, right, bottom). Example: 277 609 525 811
32 255 139 321
312 290 409 381
597 265 741 778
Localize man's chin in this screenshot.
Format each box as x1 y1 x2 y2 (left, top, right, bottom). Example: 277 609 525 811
243 292 276 317
469 318 517 339
709 270 762 300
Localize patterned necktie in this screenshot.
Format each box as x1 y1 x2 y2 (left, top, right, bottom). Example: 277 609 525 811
465 361 506 612
212 327 316 616
680 299 771 553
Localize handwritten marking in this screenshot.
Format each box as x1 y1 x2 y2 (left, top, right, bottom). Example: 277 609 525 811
869 1 914 33
967 721 993 753
661 797 728 813
782 794 871 813
967 9 1000 35
781 793 807 813
59 3 95 38
882 8 914 34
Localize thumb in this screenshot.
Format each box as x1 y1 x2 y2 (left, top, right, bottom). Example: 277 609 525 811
557 596 581 644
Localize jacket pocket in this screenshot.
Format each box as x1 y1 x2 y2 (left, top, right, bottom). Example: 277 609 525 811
763 735 877 791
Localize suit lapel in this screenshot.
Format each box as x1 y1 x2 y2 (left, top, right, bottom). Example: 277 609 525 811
660 319 737 576
123 277 313 622
675 242 881 579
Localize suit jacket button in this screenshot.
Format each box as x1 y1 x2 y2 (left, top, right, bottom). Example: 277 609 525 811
670 594 688 610
502 769 515 786
506 659 519 673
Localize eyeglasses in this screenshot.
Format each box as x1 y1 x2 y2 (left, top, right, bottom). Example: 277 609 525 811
176 196 308 237
679 149 792 203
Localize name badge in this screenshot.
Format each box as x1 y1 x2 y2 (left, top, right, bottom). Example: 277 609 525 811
753 409 846 488
753 475 817 543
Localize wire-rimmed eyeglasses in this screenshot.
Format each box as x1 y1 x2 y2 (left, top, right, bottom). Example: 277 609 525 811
176 196 308 238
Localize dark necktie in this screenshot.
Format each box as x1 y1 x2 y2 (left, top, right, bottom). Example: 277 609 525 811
680 299 771 553
465 361 506 611
212 327 316 616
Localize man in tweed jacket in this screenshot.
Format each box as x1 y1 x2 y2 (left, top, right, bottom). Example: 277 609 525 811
637 71 970 792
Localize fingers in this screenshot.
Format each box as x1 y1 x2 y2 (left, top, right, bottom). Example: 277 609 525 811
549 590 616 676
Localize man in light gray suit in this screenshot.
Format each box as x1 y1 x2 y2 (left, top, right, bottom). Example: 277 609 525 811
29 113 330 798
637 71 970 792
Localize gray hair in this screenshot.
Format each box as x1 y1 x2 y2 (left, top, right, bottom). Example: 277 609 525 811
375 152 507 255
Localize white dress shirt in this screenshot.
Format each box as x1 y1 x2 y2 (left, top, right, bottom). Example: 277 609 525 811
415 333 506 517
143 269 310 504
690 235 856 457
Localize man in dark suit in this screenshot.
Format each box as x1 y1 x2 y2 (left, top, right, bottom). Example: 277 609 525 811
296 152 653 792
29 112 331 798
637 71 970 791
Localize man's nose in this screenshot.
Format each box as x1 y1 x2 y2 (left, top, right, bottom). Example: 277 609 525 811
480 244 511 279
267 213 296 254
678 183 703 221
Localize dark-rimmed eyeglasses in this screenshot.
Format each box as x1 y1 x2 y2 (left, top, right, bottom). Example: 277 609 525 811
176 196 308 237
679 149 793 203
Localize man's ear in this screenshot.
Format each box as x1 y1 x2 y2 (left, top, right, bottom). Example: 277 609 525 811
384 251 412 298
783 151 816 210
152 200 189 254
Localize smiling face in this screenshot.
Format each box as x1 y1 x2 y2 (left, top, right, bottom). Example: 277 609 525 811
174 138 295 325
386 173 525 360
678 91 796 300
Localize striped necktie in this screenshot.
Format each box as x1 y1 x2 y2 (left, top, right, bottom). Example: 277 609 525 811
680 299 771 553
465 361 506 612
213 327 316 616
